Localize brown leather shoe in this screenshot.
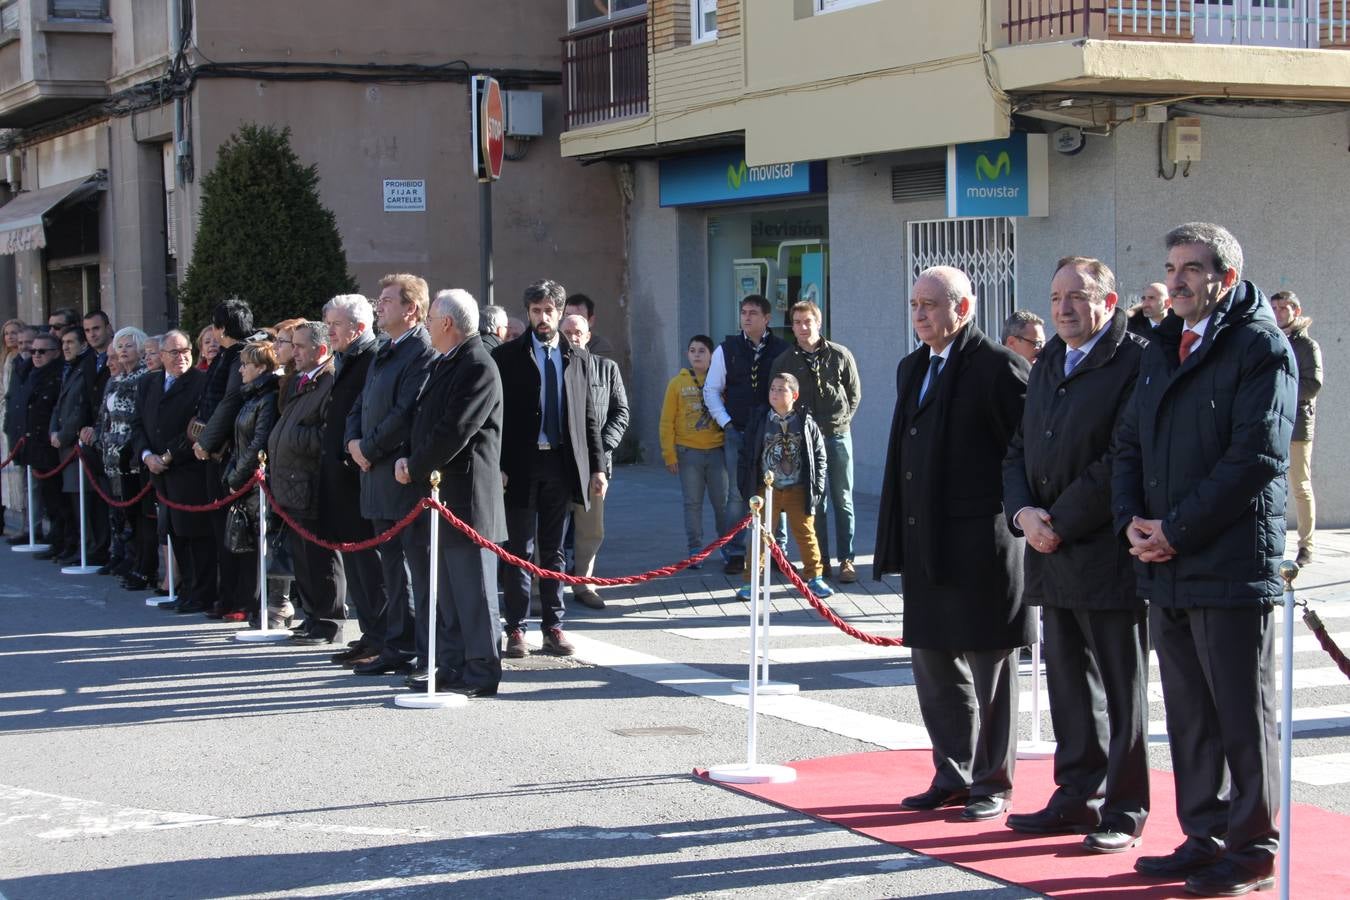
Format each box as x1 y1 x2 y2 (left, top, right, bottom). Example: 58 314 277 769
503 629 528 659
839 560 858 583
541 626 575 656
573 588 605 610
342 652 380 669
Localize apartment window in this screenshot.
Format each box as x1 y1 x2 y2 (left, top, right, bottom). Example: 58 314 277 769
49 0 110 20
0 1 19 35
570 0 645 31
817 0 881 12
693 0 717 42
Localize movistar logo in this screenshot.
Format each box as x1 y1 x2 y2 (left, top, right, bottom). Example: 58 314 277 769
975 151 1012 181
726 159 796 191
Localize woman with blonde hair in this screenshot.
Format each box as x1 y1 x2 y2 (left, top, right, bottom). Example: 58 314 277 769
0 318 26 533
196 325 219 372
272 317 305 410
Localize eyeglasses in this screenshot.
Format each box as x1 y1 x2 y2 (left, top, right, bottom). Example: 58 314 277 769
31 348 56 355
1010 334 1045 350
160 348 192 357
276 339 292 346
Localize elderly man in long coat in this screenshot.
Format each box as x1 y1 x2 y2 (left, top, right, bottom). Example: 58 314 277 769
874 265 1032 822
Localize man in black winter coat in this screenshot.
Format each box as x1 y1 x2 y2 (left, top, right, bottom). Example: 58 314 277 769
1003 257 1149 854
1113 223 1295 896
1271 291 1321 566
875 266 1032 823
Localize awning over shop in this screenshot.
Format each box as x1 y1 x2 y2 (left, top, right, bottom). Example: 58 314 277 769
0 175 103 256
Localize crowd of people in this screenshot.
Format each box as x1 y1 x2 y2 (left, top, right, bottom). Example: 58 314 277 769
0 219 1324 896
0 278 631 698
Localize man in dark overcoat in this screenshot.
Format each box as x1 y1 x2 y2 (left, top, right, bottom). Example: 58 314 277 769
874 265 1032 822
321 294 386 667
20 334 63 551
345 274 436 675
492 279 603 659
44 326 93 563
397 289 507 697
1002 257 1149 853
131 330 214 614
1113 223 1295 896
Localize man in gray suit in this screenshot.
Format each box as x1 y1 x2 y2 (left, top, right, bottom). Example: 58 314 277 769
345 273 436 676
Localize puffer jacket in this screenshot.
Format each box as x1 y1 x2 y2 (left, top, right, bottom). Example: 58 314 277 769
737 406 827 515
1112 281 1296 608
223 372 279 491
769 339 861 435
267 359 334 519
583 352 630 475
1283 317 1321 442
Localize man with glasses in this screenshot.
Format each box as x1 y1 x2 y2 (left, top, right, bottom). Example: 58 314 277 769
132 331 216 614
19 335 64 553
1001 310 1046 365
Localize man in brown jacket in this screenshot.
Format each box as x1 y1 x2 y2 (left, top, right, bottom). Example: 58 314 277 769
267 321 343 644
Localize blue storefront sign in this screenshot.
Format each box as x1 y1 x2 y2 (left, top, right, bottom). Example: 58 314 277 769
659 150 826 207
946 133 1048 219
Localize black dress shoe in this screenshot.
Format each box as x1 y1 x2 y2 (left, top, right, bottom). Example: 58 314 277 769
175 599 212 614
121 574 150 591
352 655 414 676
33 549 59 560
403 667 430 688
96 561 121 575
6 533 30 546
441 682 498 698
157 598 181 610
1006 806 1095 835
1135 841 1224 878
723 555 745 575
900 786 970 811
331 643 372 664
290 621 339 645
1183 858 1274 896
1082 829 1142 853
154 586 170 596
961 796 1006 820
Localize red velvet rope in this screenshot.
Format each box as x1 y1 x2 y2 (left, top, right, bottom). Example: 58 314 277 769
74 448 153 508
32 448 78 481
1304 608 1350 682
432 498 753 586
768 540 904 648
259 477 432 552
0 436 24 470
156 471 261 512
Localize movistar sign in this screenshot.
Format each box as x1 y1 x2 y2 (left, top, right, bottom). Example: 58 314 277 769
660 149 825 207
946 134 1049 218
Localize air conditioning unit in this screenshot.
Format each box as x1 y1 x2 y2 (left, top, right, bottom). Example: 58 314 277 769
4 153 20 190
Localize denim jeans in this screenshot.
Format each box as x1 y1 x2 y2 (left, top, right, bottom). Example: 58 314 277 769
676 445 732 558
814 431 856 564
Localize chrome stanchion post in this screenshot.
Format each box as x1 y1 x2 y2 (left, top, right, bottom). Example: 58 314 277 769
148 532 174 607
1278 560 1298 900
62 450 100 574
397 472 466 710
238 453 288 643
13 464 49 553
735 472 797 696
1018 606 1055 759
709 495 796 785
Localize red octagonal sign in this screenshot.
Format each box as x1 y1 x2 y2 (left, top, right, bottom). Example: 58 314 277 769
474 75 505 182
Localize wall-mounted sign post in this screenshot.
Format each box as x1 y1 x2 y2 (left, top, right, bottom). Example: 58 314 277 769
471 75 505 306
945 133 1049 219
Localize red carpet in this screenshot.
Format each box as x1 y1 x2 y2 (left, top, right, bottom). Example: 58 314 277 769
698 750 1350 897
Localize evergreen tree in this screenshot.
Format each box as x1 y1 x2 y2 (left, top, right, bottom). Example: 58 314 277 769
178 124 357 333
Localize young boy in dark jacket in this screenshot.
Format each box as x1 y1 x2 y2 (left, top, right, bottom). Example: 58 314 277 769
737 372 832 599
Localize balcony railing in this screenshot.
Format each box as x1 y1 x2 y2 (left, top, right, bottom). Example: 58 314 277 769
1004 1 1350 49
563 16 649 130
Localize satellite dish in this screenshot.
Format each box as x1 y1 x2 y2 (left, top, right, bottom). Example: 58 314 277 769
1053 126 1085 155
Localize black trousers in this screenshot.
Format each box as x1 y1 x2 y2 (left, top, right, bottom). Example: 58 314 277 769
176 533 217 608
502 447 572 632
209 507 240 613
341 546 387 652
408 514 502 688
372 515 418 661
911 646 1020 800
1151 604 1279 870
289 517 346 623
1041 606 1150 835
40 477 71 552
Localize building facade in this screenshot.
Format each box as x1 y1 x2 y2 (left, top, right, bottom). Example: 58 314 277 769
561 0 1350 524
0 0 626 351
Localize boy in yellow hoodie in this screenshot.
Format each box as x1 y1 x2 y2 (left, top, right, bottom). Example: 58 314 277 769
660 335 732 568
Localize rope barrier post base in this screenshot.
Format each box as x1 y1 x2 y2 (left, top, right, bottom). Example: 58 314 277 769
709 495 797 787
148 533 175 607
397 472 468 711
238 455 288 643
1017 606 1056 760
732 474 798 697
1278 561 1298 900
61 451 100 574
12 466 50 554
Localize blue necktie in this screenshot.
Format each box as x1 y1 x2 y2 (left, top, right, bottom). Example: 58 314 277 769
919 356 942 402
543 346 562 445
1065 347 1086 376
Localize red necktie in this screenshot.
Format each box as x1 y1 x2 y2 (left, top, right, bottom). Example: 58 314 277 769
295 373 310 393
1179 330 1200 363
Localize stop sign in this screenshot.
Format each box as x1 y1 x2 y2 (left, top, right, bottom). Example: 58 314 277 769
475 76 505 182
